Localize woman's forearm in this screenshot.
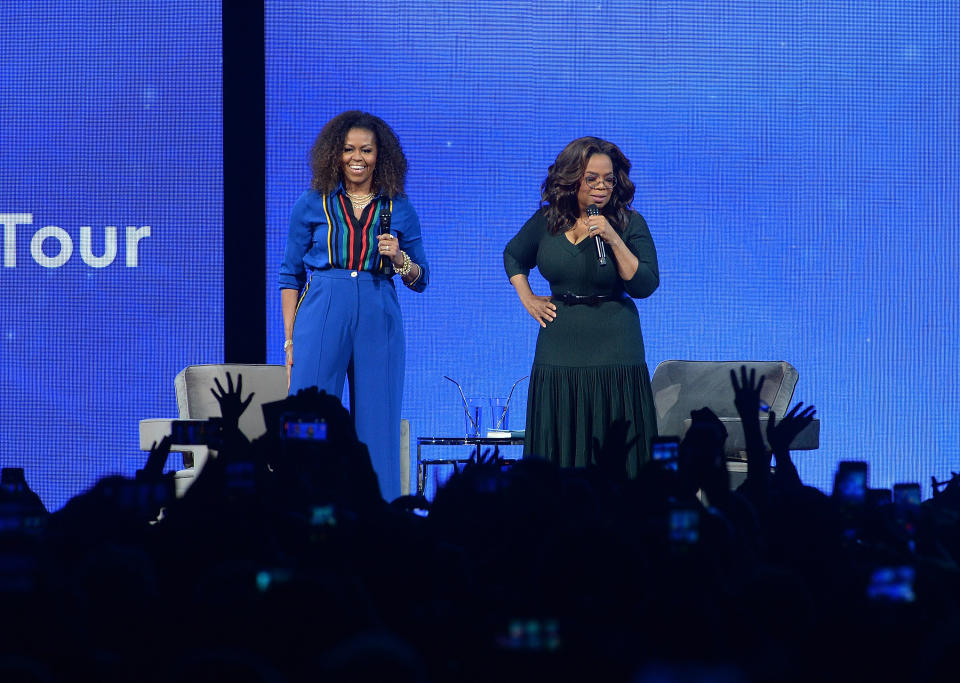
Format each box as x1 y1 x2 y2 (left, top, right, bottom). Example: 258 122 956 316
608 238 638 281
509 273 535 301
281 288 299 342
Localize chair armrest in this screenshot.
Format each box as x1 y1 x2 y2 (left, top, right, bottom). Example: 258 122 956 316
680 417 820 458
139 418 218 455
139 419 174 451
781 418 819 451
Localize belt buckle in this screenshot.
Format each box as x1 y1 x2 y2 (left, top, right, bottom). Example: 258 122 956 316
557 292 593 305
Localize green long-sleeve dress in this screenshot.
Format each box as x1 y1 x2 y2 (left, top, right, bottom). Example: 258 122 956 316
503 208 660 476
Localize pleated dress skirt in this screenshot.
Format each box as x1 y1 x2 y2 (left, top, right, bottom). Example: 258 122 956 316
522 297 657 478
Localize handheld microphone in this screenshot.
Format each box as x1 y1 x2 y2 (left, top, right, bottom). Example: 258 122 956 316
379 209 393 275
587 204 607 266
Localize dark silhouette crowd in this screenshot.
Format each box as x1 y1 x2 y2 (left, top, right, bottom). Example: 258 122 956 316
3 368 960 682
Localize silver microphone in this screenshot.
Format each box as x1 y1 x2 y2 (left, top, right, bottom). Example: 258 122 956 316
587 204 606 266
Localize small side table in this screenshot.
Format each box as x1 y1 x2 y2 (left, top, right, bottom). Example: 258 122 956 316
416 436 524 497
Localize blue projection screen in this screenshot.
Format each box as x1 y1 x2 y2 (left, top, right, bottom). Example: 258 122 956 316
0 2 223 510
266 0 959 498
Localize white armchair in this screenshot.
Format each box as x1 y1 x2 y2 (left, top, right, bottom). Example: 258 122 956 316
650 360 820 489
139 364 413 497
139 364 289 496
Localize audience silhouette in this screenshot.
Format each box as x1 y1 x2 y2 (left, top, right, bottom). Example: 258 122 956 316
1 368 957 682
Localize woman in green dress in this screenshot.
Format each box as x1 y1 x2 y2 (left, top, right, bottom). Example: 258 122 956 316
503 136 660 477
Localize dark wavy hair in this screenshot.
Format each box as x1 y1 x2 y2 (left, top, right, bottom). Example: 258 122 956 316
541 136 635 235
309 111 407 197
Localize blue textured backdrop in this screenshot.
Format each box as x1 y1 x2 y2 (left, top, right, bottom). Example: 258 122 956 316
1 1 956 510
266 0 959 498
0 1 222 510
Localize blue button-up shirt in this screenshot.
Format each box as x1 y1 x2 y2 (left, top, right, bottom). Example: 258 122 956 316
279 187 430 292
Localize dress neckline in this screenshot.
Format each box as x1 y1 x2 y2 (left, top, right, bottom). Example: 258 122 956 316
560 229 595 257
564 228 592 246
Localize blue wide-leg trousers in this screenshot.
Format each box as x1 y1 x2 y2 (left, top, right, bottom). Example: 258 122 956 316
289 269 405 501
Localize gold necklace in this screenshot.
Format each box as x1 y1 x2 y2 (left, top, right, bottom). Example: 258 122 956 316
346 190 375 211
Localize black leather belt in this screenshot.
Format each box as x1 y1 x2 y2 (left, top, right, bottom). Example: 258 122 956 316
552 292 621 306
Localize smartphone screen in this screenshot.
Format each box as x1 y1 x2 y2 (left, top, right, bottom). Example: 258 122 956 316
170 418 221 446
833 461 868 505
497 618 561 652
0 467 25 494
651 436 680 471
867 566 916 603
226 461 256 492
256 568 293 593
893 483 921 506
310 505 337 526
115 479 172 514
668 507 700 545
281 414 327 441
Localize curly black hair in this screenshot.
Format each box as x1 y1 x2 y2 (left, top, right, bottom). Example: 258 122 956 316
309 111 407 197
541 136 635 235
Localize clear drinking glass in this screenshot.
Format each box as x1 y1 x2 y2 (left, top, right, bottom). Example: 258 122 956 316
489 397 509 431
464 397 482 437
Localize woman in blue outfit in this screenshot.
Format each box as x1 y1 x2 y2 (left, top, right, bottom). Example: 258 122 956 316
279 111 429 501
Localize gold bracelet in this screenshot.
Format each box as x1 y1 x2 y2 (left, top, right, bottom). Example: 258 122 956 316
396 250 413 277
283 339 293 351
403 266 422 289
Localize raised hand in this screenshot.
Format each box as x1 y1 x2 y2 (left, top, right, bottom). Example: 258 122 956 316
730 365 769 491
210 372 254 431
766 403 815 491
142 435 172 480
766 402 817 455
730 365 766 418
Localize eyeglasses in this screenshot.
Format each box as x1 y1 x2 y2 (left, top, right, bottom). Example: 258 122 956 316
583 174 617 190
